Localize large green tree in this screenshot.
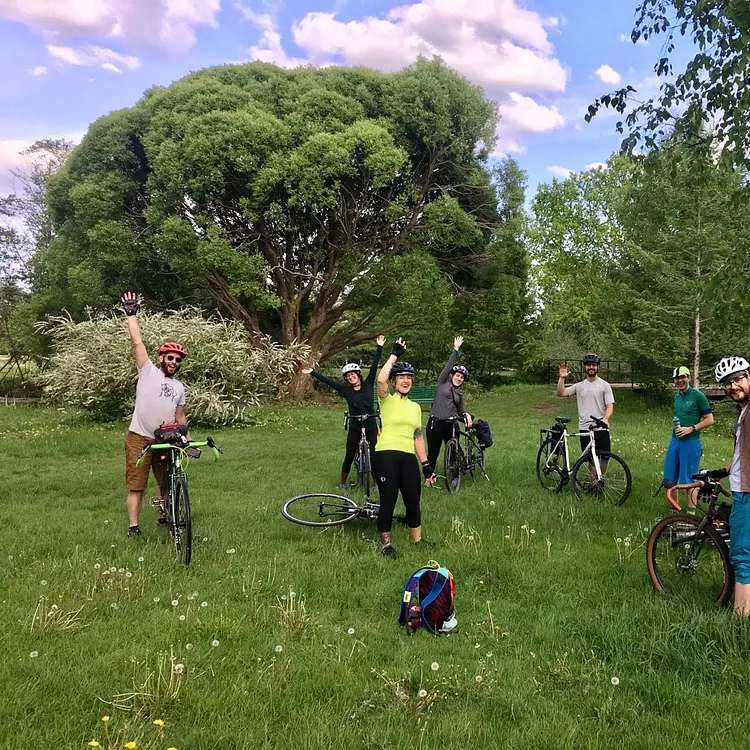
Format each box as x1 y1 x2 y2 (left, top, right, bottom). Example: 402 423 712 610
40 58 501 394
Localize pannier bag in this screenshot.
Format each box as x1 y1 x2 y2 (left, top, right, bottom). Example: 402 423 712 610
473 419 493 449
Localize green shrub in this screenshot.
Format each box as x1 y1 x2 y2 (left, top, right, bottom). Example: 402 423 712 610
37 309 309 425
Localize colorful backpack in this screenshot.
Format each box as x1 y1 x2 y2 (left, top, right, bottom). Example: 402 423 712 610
399 562 457 636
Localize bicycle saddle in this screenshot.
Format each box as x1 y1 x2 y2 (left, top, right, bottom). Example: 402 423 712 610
554 416 571 424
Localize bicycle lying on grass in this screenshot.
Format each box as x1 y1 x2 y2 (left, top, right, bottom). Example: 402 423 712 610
536 415 632 505
646 469 733 606
137 429 222 566
344 412 379 498
440 415 489 493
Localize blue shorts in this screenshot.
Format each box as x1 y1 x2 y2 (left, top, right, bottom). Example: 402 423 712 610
662 437 703 485
730 492 750 584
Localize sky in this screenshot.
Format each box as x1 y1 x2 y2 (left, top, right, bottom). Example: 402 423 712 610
0 0 691 200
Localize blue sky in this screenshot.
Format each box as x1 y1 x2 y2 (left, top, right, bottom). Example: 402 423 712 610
0 0 692 199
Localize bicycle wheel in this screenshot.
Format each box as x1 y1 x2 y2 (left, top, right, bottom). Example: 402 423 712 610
281 494 361 527
570 451 631 505
172 474 192 567
536 439 565 492
444 439 461 493
646 513 734 606
467 435 487 479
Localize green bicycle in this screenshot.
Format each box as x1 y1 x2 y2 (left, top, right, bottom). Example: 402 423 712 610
136 428 222 566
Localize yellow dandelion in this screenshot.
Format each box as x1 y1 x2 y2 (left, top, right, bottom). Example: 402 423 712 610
167 747 179 750
153 719 165 727
124 743 137 749
101 716 110 723
87 742 101 748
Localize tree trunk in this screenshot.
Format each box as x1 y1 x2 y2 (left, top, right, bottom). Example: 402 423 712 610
693 309 700 389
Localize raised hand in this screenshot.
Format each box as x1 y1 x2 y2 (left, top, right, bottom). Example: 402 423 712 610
376 335 385 347
391 338 407 358
558 363 569 379
454 335 464 351
121 291 140 317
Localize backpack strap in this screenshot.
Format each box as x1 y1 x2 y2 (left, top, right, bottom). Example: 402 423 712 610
419 569 450 635
399 569 428 627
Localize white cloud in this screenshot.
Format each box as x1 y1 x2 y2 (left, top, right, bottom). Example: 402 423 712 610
547 165 573 178
0 0 221 55
28 65 48 76
47 44 141 71
242 9 307 68
498 92 564 134
595 64 621 85
586 162 608 170
619 32 649 46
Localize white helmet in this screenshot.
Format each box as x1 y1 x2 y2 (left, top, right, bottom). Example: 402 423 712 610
715 356 750 383
341 363 361 376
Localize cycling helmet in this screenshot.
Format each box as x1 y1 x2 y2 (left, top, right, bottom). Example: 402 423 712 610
159 342 187 358
583 353 600 365
390 361 416 379
715 356 750 383
451 364 469 380
341 363 361 376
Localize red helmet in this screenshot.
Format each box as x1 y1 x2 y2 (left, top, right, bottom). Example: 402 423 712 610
158 342 187 358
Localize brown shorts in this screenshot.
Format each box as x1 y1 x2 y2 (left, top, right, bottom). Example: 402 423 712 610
125 431 165 492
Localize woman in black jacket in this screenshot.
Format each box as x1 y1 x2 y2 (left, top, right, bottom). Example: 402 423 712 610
303 335 384 490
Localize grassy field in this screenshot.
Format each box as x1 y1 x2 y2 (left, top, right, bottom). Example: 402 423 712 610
1 385 748 749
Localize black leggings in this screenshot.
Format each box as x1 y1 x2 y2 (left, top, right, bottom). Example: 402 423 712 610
426 418 456 469
343 426 378 474
373 450 421 532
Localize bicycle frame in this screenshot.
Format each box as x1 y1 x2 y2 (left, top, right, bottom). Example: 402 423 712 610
541 422 606 481
344 412 380 498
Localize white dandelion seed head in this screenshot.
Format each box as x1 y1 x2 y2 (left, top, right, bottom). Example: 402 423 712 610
93 563 101 570
40 580 48 586
504 535 510 539
521 524 528 530
118 568 125 574
104 519 110 524
179 615 186 621
138 557 144 563
475 643 481 649
611 676 620 686
475 675 483 683
111 544 116 548
347 628 355 635
110 603 118 609
125 571 133 578
203 537 208 542
430 662 439 671
171 600 179 607
30 650 38 658
489 501 495 506
616 538 622 543
50 604 58 611
274 645 283 653
109 567 117 573
418 689 427 698
530 529 536 535
226 548 235 554
153 597 160 603
173 663 185 675
201 601 208 607
211 639 220 648
185 643 194 650
468 535 474 541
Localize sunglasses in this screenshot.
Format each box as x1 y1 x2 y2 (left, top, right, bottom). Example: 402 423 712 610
164 355 183 363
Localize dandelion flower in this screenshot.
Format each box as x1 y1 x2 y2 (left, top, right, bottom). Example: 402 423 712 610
418 689 427 698
185 643 194 651
275 645 283 653
611 676 620 686
94 563 101 570
40 580 48 586
171 599 179 607
88 742 101 748
153 719 165 727
347 628 355 635
211 639 220 648
30 651 38 658
430 662 439 671
173 663 185 675
201 601 208 608
124 743 137 750
179 615 186 622
167 747 179 750
101 717 110 723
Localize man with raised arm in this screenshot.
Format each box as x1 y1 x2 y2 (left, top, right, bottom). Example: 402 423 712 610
121 292 189 538
556 353 615 457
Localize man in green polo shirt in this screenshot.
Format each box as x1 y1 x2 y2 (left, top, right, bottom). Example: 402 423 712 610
663 366 714 511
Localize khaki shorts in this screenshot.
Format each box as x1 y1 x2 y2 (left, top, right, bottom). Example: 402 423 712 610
125 431 165 492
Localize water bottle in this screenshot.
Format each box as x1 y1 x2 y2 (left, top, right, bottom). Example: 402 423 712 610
672 416 680 436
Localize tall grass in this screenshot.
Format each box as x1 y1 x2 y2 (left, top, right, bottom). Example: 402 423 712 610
1 386 748 749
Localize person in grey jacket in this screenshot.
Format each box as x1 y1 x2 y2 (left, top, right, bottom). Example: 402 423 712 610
426 336 472 470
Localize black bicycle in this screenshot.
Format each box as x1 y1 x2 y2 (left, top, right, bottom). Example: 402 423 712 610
646 469 733 606
536 415 631 505
136 428 222 566
345 412 380 500
438 416 488 493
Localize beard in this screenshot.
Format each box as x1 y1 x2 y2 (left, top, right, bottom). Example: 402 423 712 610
160 361 180 378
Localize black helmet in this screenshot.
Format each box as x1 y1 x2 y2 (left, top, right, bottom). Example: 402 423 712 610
451 364 469 380
390 361 416 379
583 353 600 365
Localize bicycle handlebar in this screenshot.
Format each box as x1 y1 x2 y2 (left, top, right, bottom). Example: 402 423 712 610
136 437 222 467
664 470 730 512
589 416 609 430
344 412 381 429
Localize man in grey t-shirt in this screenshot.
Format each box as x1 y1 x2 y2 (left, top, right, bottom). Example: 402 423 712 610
121 292 190 538
556 353 615 455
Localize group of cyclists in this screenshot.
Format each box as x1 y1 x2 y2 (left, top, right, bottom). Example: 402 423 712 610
119 288 750 614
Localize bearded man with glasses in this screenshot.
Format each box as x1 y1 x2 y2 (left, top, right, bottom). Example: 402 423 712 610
715 356 750 615
120 292 190 538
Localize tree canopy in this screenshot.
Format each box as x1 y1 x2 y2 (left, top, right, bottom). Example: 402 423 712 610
38 58 517 392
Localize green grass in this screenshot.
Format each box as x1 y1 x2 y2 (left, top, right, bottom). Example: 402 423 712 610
1 387 749 749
